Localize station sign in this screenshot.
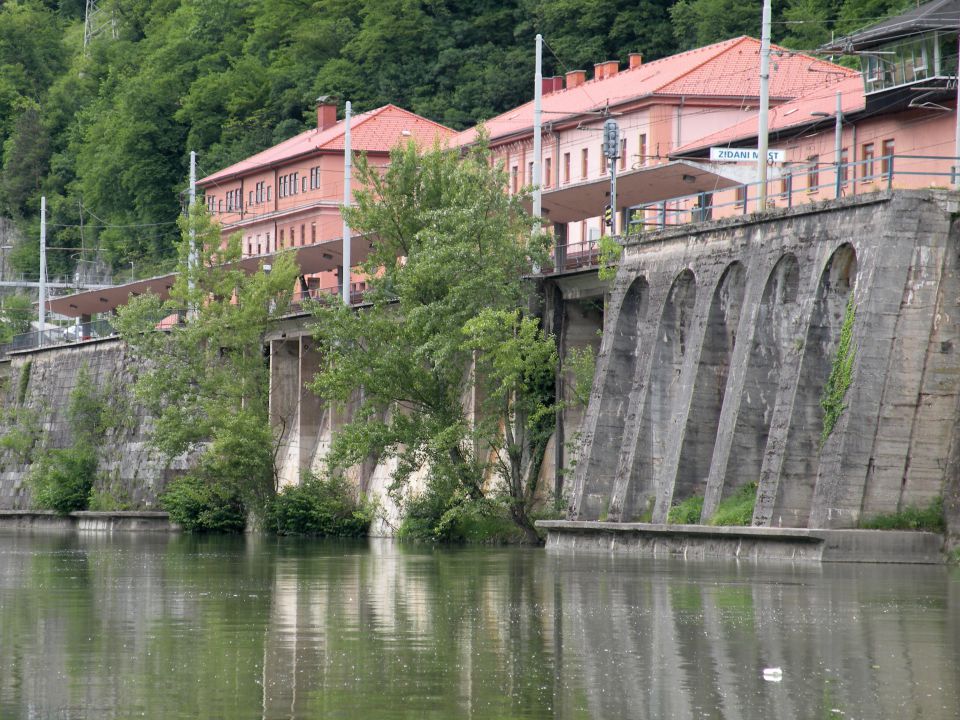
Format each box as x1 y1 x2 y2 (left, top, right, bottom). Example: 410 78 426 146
709 147 785 163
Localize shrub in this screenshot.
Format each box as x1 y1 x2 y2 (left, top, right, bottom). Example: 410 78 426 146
667 494 704 525
860 497 945 533
30 446 98 515
161 474 246 533
398 481 528 544
708 482 758 526
267 473 374 537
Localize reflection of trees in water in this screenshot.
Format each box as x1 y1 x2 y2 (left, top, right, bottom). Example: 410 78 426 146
262 540 559 718
1 537 959 719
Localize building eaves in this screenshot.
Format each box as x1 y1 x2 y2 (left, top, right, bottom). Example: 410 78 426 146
820 0 959 53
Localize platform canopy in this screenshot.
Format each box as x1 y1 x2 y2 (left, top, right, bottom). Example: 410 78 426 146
537 160 762 224
47 235 371 318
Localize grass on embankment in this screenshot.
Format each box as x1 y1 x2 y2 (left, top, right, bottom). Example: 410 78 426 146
667 483 758 526
859 496 945 533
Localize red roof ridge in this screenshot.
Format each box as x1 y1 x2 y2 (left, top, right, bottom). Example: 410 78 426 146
641 36 749 92
315 105 388 150
376 103 455 135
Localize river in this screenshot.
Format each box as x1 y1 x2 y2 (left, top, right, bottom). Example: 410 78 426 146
0 533 957 719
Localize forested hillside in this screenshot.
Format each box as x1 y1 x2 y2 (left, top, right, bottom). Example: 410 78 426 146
0 0 911 277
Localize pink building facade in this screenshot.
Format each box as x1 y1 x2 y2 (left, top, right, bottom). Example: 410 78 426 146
453 37 858 254
198 101 453 299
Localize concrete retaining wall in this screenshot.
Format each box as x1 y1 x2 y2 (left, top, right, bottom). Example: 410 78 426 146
0 510 178 533
538 520 945 563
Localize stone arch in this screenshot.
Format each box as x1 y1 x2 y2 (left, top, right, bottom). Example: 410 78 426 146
673 261 747 503
578 276 649 519
776 243 857 526
622 269 696 520
719 254 800 508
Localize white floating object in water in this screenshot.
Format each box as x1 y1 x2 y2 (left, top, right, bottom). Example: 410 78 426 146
762 667 783 682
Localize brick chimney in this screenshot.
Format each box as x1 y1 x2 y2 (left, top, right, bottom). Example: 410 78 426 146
594 62 606 80
316 96 337 131
602 60 619 78
542 76 565 93
629 52 643 69
566 69 586 88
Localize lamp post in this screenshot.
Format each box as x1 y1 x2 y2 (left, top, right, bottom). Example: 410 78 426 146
811 90 844 199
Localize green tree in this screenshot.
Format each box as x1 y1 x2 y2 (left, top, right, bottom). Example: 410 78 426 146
308 142 553 543
114 204 299 518
0 293 33 342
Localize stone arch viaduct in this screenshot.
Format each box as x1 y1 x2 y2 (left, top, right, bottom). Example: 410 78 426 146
563 190 960 529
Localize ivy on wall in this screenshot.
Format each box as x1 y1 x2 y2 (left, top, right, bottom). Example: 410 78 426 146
820 295 856 446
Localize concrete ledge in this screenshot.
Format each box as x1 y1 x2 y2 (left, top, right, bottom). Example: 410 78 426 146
536 521 945 564
0 510 179 533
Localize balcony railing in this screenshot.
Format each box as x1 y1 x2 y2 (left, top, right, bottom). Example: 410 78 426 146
538 153 960 275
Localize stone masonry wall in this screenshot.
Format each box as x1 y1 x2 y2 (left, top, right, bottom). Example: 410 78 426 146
569 190 960 535
0 339 192 509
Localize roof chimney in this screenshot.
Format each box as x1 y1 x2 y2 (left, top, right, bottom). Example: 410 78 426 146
594 62 606 80
316 95 337 131
602 60 619 78
541 77 556 95
566 69 586 88
629 52 643 69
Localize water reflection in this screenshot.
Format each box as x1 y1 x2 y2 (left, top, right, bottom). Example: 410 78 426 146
0 533 957 719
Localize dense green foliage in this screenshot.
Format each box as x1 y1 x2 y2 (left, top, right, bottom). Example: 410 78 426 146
161 473 247 532
29 445 98 514
0 294 33 343
309 142 554 543
860 496 946 532
266 473 374 537
821 295 857 445
2 0 912 277
115 205 299 527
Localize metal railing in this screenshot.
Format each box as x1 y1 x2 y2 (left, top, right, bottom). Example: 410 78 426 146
0 318 117 357
290 280 369 309
538 153 960 275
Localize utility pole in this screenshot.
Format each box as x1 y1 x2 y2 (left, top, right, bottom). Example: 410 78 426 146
189 150 196 264
38 196 46 346
187 150 196 316
342 100 352 305
955 29 960 188
834 90 843 198
757 0 772 211
603 118 620 235
532 34 543 224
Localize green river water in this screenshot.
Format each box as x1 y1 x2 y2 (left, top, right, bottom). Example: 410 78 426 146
0 533 957 719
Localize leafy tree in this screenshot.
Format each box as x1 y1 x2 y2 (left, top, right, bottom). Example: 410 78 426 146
308 142 554 543
0 293 33 342
114 204 300 516
2 104 51 217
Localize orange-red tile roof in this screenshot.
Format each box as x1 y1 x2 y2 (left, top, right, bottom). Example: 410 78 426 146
671 74 865 156
454 36 856 146
199 105 453 185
